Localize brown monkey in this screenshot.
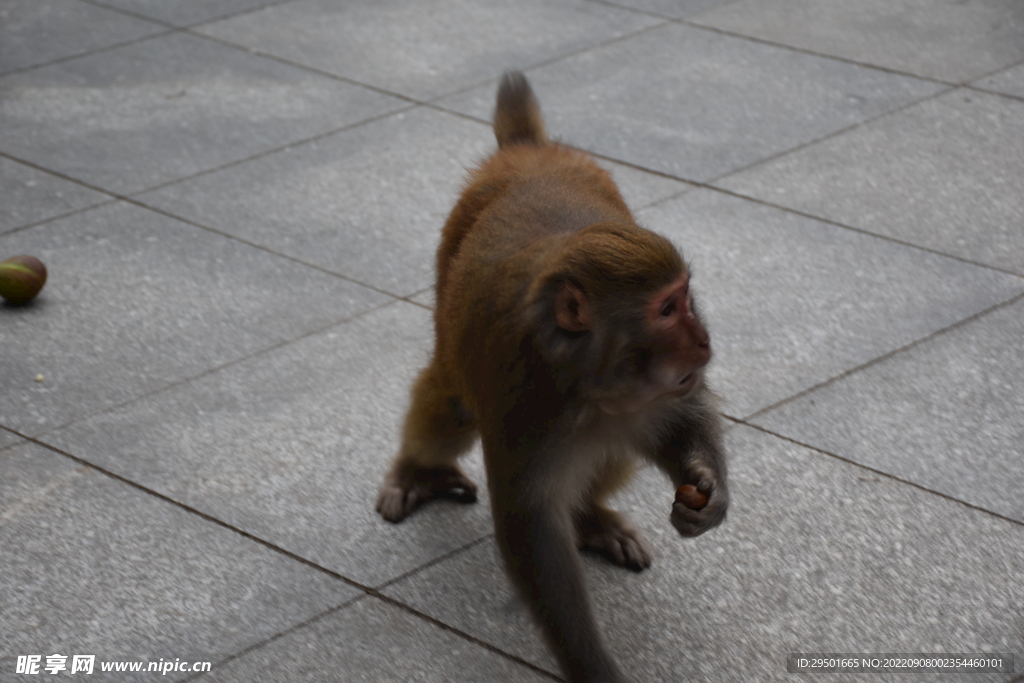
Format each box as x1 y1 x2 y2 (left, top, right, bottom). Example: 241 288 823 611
377 71 728 683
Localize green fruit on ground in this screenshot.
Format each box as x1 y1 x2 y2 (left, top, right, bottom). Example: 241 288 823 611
0 255 47 305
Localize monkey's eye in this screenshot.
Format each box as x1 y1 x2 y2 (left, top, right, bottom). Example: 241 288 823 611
659 299 676 317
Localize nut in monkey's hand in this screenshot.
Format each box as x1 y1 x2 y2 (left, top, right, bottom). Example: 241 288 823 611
675 484 708 510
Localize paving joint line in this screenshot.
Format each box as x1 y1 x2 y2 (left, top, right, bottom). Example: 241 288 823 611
376 533 494 592
581 0 680 21
438 21 677 104
370 592 563 681
120 101 420 198
176 29 428 106
9 431 372 590
632 185 698 212
21 296 404 441
959 55 1024 104
0 152 416 301
5 3 1021 675
5 52 1020 417
176 597 362 681
578 82 1024 280
416 40 1018 282
74 0 179 28
79 0 302 30
964 83 1024 104
0 432 21 453
8 431 554 680
675 18 958 87
5 13 993 286
732 418 1024 530
126 194 414 297
589 0 752 20
741 290 1024 421
698 184 1024 279
700 84 958 189
0 197 119 239
0 151 122 201
972 55 1024 79
181 588 562 683
0 28 177 79
420 19 674 110
582 155 1024 280
436 75 1014 279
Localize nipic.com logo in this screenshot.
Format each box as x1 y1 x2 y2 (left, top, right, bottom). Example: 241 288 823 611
16 655 94 675
15 654 212 676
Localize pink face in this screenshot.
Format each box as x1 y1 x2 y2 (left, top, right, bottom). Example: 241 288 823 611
553 273 713 415
645 273 711 389
596 274 710 414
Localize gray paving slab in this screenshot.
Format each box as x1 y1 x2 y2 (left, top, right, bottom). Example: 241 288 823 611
201 596 553 682
0 441 359 682
0 31 407 196
92 0 286 27
602 0 740 20
0 201 388 437
0 0 166 76
690 0 1024 84
637 189 1024 418
138 107 490 297
751 297 1024 525
973 61 1024 99
0 156 111 234
0 429 22 451
4 0 1020 679
436 23 944 182
715 89 1024 276
383 425 1022 683
407 288 436 309
139 112 694 297
386 540 556 675
195 0 662 101
42 302 494 587
602 159 695 210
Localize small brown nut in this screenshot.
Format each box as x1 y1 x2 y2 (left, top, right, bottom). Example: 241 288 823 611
0 255 47 305
675 484 708 510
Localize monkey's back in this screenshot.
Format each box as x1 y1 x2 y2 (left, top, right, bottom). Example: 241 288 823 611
433 143 634 411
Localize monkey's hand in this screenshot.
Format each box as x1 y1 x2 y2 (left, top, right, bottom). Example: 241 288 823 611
376 465 478 523
670 466 727 537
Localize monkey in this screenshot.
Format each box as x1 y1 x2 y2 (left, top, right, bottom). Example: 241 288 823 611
377 71 728 683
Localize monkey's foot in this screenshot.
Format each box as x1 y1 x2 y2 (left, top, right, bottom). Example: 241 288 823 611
577 505 652 571
376 465 478 523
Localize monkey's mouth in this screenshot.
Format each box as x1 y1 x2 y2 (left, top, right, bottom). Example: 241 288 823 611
675 373 697 391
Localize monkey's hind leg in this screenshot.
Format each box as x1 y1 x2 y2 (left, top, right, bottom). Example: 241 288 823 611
377 363 479 523
575 459 652 571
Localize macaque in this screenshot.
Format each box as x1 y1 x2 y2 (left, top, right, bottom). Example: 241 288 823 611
377 71 728 683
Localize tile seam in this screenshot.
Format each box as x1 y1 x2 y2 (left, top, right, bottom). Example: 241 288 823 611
740 290 1024 421
730 417 1024 530
8 431 555 681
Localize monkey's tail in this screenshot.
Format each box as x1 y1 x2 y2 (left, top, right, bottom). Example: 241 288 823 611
494 71 548 148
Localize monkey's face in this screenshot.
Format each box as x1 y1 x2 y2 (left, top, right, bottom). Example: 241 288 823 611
592 274 711 415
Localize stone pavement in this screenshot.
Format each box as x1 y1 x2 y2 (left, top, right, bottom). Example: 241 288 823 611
2 0 1023 681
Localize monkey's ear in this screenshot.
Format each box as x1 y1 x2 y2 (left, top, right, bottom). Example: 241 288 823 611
554 284 590 332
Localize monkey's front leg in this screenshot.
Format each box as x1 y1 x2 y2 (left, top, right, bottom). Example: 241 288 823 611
650 407 729 538
377 364 478 522
493 490 626 683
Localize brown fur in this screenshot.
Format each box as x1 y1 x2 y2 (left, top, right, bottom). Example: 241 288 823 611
377 72 728 683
